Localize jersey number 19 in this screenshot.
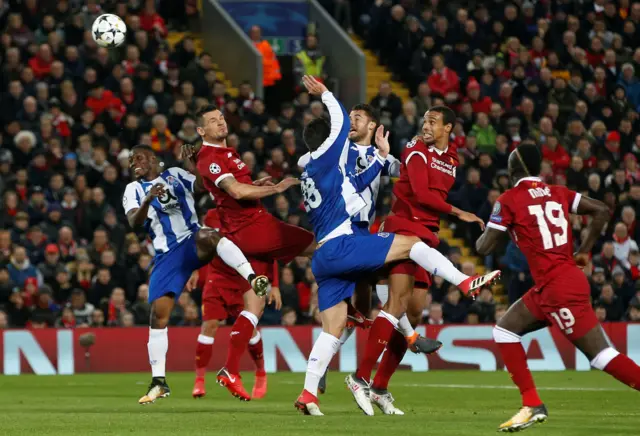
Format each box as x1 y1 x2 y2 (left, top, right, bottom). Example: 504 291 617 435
528 201 568 250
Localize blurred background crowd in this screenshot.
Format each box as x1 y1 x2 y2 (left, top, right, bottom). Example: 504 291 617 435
0 0 639 330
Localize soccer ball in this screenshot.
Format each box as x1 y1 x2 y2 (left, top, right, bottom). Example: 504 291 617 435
92 14 127 48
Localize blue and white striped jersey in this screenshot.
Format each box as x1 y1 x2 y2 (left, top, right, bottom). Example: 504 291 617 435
300 91 387 242
298 138 400 227
122 167 200 254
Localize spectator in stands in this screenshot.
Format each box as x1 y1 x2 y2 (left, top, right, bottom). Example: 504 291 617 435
370 82 403 126
427 54 460 103
294 34 327 85
598 283 624 321
249 25 282 112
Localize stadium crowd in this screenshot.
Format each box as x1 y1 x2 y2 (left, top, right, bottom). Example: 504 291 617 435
0 0 639 330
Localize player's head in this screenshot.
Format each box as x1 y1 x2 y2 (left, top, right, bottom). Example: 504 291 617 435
130 145 159 180
508 143 542 184
422 105 455 145
349 104 378 144
196 104 228 143
303 117 331 152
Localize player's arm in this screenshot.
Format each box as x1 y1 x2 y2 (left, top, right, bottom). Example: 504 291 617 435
383 154 401 177
406 152 483 226
180 155 205 192
303 76 350 162
124 183 164 229
476 194 513 255
218 175 299 201
348 125 389 192
574 194 610 256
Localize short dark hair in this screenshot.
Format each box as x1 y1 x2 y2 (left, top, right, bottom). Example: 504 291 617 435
514 143 542 176
351 103 380 125
428 105 456 128
303 118 331 152
195 104 218 126
131 144 155 155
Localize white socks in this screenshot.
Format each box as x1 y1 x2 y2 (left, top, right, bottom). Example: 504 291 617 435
249 331 262 345
217 237 255 282
197 334 214 345
304 332 341 396
148 328 168 378
409 242 468 286
375 284 415 337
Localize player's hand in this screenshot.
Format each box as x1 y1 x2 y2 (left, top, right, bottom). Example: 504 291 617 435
375 125 390 158
145 183 166 201
302 75 328 96
179 143 198 161
574 252 590 269
185 270 199 292
268 286 282 310
458 211 485 230
276 177 301 193
253 176 275 186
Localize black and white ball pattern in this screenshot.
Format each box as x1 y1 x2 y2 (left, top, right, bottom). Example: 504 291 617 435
92 14 127 48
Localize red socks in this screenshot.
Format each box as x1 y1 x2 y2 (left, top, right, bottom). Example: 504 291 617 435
355 313 397 382
497 342 542 407
195 334 214 378
372 329 407 391
248 333 266 375
225 312 257 374
603 354 640 390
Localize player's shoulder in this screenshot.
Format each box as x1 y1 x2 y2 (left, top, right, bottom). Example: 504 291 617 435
401 138 428 161
124 180 141 192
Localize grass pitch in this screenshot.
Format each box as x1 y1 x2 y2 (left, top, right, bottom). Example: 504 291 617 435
0 371 637 435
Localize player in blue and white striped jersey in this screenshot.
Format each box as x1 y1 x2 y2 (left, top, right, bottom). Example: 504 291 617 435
122 145 268 405
295 76 499 416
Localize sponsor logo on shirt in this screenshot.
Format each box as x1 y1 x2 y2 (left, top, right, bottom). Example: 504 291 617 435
430 156 456 177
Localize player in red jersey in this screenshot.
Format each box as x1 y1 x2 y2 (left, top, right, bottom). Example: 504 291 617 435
476 143 640 432
347 107 501 415
190 208 281 400
181 105 315 401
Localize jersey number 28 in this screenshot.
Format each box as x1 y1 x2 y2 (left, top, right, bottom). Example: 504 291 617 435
528 201 568 250
302 178 322 212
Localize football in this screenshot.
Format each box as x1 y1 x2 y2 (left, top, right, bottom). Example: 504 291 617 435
92 14 127 48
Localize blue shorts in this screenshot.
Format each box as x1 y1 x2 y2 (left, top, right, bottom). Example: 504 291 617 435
351 221 370 236
312 232 394 311
148 236 203 302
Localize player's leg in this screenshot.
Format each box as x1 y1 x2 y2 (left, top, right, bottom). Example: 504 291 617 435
193 318 218 398
384 234 500 300
493 294 549 432
571 315 640 392
248 329 268 399
195 228 269 296
139 294 175 404
297 297 348 416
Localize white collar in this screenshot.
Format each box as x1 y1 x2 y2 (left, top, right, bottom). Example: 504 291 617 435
429 145 448 156
515 176 542 187
202 141 224 148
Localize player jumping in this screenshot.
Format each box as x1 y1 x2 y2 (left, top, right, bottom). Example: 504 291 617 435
180 104 315 401
476 143 640 432
191 207 280 400
347 106 497 415
122 145 268 405
298 104 441 397
294 76 500 416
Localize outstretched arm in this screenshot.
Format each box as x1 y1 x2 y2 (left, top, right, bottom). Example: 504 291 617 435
181 155 205 192
218 176 300 201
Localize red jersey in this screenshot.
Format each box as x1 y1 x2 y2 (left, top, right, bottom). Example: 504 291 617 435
488 177 581 288
197 143 266 233
391 139 458 230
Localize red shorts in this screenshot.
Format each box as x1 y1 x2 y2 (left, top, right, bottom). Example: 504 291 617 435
201 261 247 322
381 215 438 288
522 266 599 341
227 213 314 280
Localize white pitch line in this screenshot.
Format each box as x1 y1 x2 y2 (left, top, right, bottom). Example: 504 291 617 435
278 380 627 392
